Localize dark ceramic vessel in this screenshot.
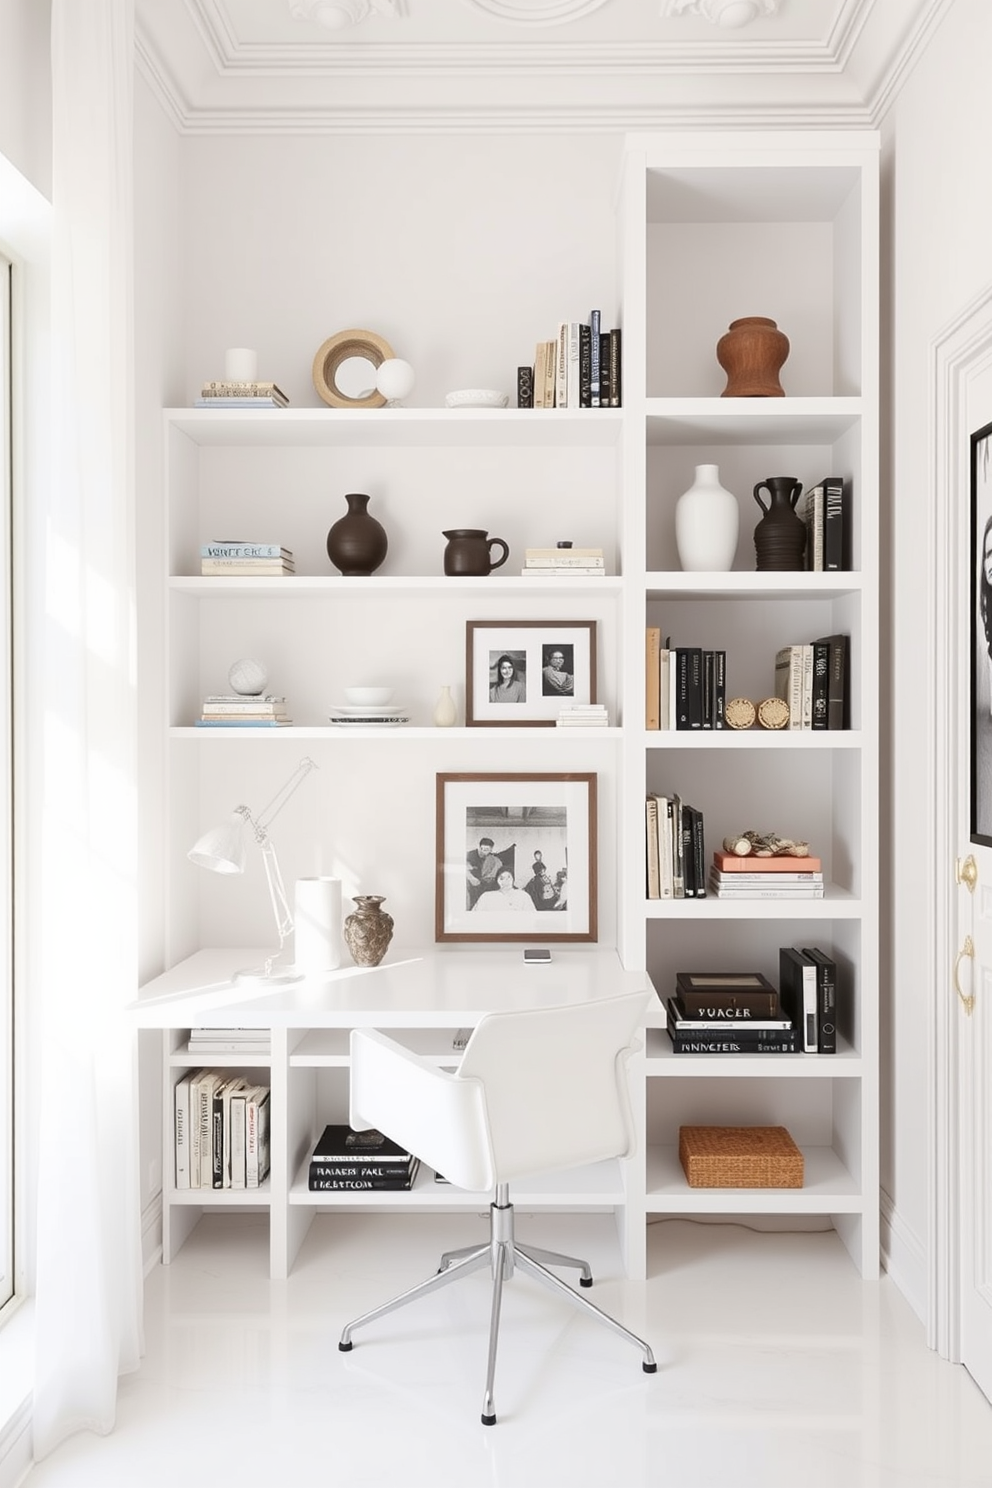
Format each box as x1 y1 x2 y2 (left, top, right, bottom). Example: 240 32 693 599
753 476 806 571
326 493 388 576
442 528 509 576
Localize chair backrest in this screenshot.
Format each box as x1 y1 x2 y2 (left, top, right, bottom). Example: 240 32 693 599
349 989 651 1193
457 990 651 1184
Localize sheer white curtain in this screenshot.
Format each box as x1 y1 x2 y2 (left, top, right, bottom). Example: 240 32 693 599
31 0 143 1458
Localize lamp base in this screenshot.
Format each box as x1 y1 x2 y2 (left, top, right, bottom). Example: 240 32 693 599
233 964 304 987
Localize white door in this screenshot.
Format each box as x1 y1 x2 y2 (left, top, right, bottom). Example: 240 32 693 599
954 381 992 1403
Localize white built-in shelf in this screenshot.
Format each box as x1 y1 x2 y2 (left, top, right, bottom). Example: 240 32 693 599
643 572 862 599
645 892 861 921
644 1029 863 1074
644 1144 862 1210
640 730 863 750
289 1156 623 1208
171 726 622 740
643 397 864 446
166 406 624 449
170 575 624 595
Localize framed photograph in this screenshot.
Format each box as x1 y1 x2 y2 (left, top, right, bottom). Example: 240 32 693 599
435 772 597 943
971 419 992 845
465 620 597 726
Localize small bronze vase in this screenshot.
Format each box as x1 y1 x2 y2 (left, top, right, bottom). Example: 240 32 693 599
717 316 789 398
343 895 394 968
753 477 806 571
326 492 388 576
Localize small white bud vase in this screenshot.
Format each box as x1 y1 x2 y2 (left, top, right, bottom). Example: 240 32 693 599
674 463 740 572
433 684 457 727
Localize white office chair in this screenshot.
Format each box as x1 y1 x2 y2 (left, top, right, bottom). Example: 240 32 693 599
338 990 657 1425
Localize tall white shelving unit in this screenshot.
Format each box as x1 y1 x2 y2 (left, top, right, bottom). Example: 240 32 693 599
618 131 880 1279
144 130 880 1283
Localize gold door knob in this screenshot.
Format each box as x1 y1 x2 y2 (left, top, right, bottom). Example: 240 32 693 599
953 934 976 1016
956 854 978 893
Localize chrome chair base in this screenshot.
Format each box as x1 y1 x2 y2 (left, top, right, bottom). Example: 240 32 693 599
338 1185 657 1425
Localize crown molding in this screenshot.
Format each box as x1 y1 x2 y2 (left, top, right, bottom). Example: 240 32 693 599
133 0 950 135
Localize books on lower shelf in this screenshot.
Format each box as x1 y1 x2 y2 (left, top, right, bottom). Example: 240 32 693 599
197 694 293 727
199 381 289 406
645 793 705 899
193 397 286 409
662 955 838 1056
708 848 825 900
307 1125 420 1191
802 476 851 572
174 1070 270 1190
645 630 726 730
522 547 605 577
187 1027 272 1055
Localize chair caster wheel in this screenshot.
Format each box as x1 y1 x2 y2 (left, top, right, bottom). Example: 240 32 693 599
482 1412 496 1426
643 1360 657 1373
580 1276 593 1287
338 1340 353 1352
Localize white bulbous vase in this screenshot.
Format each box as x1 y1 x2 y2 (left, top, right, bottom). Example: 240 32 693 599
674 463 740 572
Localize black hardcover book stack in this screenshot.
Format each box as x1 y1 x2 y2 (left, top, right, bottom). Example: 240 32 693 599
778 946 838 1053
664 972 798 1053
516 365 534 408
308 1125 420 1191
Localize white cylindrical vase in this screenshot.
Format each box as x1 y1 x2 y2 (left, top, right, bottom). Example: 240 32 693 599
674 463 740 572
293 877 342 973
224 347 258 381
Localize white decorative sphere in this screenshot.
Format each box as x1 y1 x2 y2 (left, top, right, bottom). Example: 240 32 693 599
375 358 415 403
228 658 268 696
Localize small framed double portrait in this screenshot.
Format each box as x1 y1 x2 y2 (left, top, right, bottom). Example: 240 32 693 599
465 620 597 727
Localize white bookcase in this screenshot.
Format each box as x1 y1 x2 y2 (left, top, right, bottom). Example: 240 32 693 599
145 129 879 1283
617 131 879 1279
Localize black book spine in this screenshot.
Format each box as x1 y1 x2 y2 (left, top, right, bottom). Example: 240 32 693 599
682 804 696 897
713 649 726 728
667 1028 799 1053
309 1176 416 1191
517 365 534 409
675 649 691 729
702 650 714 729
827 634 850 729
811 640 830 729
687 647 703 729
691 805 706 898
578 323 591 407
590 309 601 407
802 947 837 1054
823 478 849 571
608 327 622 407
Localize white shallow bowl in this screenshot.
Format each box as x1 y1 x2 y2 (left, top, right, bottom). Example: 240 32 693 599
343 686 394 706
444 388 508 409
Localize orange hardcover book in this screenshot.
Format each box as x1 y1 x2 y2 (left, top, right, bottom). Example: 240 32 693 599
713 851 822 873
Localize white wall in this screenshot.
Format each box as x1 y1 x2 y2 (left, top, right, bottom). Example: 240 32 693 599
880 0 990 1319
0 0 50 197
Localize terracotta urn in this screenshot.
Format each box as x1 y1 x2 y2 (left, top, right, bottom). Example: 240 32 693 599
343 894 394 968
716 317 789 398
326 492 388 576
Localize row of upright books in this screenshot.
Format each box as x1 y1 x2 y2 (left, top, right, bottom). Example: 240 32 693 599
201 540 295 576
308 1125 420 1192
194 380 289 409
663 952 837 1055
774 635 849 730
645 793 706 899
645 632 726 730
802 476 851 572
174 1068 271 1189
517 313 622 409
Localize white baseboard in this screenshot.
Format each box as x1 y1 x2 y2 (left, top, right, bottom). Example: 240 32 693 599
142 1191 163 1276
880 1188 929 1327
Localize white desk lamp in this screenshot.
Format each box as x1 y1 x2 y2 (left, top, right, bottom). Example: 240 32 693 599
188 756 319 985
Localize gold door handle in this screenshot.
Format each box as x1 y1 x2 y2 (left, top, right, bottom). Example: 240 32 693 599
957 854 978 893
954 934 976 1016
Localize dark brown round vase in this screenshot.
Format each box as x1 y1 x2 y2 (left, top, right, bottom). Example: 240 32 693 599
326 492 388 576
753 476 806 571
717 317 789 398
343 895 394 968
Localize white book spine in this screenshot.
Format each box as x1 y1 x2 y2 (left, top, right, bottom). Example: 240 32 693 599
174 1075 191 1190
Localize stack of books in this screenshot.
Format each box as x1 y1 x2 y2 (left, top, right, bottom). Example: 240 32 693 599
522 546 605 577
194 380 289 409
187 1027 271 1056
773 633 849 730
196 694 292 728
173 1070 270 1189
708 849 824 900
557 704 609 728
307 1125 420 1192
518 313 622 408
201 541 295 575
779 945 838 1054
664 971 798 1055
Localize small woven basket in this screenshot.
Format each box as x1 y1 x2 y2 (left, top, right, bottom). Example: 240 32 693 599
678 1124 804 1188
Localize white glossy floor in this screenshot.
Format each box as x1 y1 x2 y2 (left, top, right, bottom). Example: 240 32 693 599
20 1211 992 1488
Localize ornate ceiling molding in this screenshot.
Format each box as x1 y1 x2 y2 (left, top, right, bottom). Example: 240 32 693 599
461 0 611 23
666 0 779 27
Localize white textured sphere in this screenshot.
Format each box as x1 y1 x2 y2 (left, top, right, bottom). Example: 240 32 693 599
228 658 268 696
375 359 415 401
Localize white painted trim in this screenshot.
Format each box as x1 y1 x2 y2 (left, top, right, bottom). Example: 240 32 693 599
928 282 992 1361
880 1185 928 1324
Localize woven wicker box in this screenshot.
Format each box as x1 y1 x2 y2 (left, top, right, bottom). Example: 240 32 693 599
678 1125 804 1188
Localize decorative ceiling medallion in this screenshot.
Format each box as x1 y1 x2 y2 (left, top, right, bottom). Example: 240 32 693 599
463 0 611 25
665 0 780 26
288 0 400 30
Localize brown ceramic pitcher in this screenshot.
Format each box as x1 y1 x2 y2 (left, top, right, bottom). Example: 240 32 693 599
442 529 509 576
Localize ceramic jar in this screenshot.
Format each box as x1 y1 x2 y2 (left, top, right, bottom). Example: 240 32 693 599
441 529 509 576
433 685 457 727
326 492 388 576
752 476 806 571
674 464 740 571
343 894 394 968
716 316 789 398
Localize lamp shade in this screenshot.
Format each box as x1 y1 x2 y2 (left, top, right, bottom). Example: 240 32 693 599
188 812 248 874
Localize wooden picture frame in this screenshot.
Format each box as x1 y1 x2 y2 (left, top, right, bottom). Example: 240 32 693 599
465 620 597 726
435 772 597 943
971 419 992 846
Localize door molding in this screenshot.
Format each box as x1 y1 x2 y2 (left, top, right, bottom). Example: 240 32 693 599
929 283 992 1360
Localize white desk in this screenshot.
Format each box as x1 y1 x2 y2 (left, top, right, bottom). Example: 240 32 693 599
135 946 658 1278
